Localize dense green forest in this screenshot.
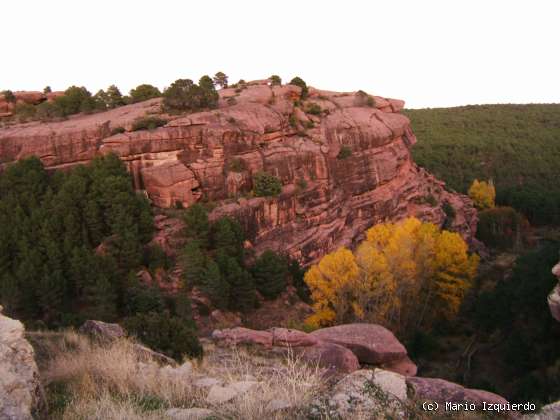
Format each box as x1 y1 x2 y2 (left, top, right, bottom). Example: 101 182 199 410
404 104 560 224
0 155 202 358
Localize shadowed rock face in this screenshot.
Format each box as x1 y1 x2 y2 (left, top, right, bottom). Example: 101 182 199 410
0 81 477 264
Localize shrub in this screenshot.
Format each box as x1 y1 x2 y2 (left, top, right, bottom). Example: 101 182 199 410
14 102 36 120
226 96 237 105
129 84 161 103
424 194 438 207
110 126 126 135
131 116 166 131
269 75 282 86
183 203 210 245
289 77 308 99
306 103 322 116
1 90 16 103
54 86 93 116
337 145 352 160
162 77 218 113
123 311 202 360
477 206 532 250
468 179 496 210
288 114 297 128
253 171 282 197
296 178 308 190
251 250 288 300
35 101 63 121
43 86 52 94
442 201 456 229
229 158 246 172
355 90 376 107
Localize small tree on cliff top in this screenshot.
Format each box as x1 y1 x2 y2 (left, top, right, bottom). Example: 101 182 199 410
213 72 228 89
289 77 309 99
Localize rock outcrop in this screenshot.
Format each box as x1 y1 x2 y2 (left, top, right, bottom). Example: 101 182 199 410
548 261 560 322
406 376 510 410
211 323 412 376
0 307 40 420
310 323 417 376
0 81 477 264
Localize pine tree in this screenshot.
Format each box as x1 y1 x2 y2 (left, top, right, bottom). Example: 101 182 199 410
221 256 255 312
251 250 287 300
180 240 208 288
201 260 229 309
211 217 245 262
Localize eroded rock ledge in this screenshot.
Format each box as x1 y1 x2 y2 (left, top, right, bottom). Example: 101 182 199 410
0 81 478 263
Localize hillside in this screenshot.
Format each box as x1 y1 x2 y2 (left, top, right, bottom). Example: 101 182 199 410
0 81 477 264
404 104 560 224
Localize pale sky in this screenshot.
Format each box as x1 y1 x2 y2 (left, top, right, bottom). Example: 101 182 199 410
3 0 559 108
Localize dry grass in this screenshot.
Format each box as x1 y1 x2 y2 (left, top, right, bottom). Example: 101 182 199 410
32 330 326 419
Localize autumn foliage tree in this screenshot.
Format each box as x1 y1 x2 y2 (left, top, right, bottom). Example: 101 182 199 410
468 179 496 210
304 217 479 336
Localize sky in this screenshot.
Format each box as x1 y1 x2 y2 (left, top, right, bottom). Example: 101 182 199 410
3 0 559 108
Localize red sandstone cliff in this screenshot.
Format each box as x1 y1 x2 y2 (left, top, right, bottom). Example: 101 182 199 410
0 81 477 263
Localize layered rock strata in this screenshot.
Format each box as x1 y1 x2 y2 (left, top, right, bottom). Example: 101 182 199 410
0 82 477 263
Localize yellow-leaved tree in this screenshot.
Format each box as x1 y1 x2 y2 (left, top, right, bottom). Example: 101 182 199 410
304 217 479 335
468 179 496 210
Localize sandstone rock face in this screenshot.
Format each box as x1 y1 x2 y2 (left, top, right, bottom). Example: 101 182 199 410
407 376 509 409
0 309 40 420
310 323 416 375
0 82 477 264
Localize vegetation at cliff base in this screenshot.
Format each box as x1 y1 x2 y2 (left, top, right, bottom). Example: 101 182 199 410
404 104 560 224
0 155 201 360
179 204 301 311
304 217 479 337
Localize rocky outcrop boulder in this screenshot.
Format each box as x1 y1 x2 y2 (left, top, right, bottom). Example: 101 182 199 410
212 323 415 376
330 369 407 417
298 341 360 374
212 327 273 347
548 262 560 322
310 323 417 376
78 319 126 342
78 320 176 365
406 376 509 409
0 82 477 265
0 308 40 420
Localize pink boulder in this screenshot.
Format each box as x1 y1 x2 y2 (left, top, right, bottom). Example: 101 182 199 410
383 355 417 376
298 341 360 374
407 377 509 409
269 328 318 347
310 323 408 365
212 327 273 347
